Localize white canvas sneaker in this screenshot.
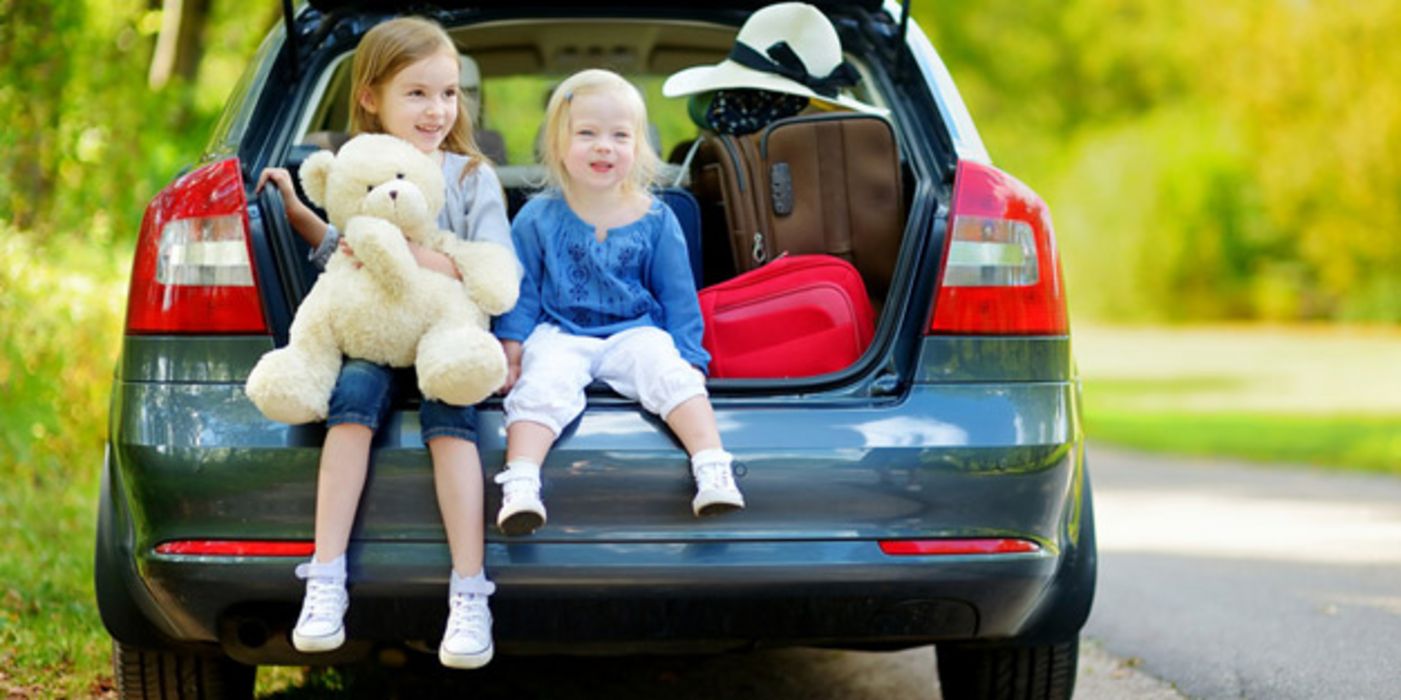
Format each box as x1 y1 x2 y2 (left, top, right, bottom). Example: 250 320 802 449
439 592 494 669
494 466 546 535
291 576 349 652
692 460 746 516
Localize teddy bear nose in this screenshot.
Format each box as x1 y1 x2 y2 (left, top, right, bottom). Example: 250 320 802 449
389 190 398 200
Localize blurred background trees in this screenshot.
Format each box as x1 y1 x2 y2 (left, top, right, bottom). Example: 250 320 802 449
2 0 1397 326
917 0 1401 323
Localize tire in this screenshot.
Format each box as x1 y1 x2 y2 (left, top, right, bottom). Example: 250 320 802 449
935 636 1079 700
113 640 255 700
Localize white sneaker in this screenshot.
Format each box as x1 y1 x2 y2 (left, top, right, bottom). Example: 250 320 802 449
495 467 546 535
692 460 745 516
439 592 494 669
291 576 348 652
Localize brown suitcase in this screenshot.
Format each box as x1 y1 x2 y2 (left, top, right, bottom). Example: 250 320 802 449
690 112 904 300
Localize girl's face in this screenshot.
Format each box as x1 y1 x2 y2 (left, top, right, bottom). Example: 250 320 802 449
361 50 459 154
562 90 639 195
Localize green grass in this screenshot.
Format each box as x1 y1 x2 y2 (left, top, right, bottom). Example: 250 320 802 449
1077 325 1401 474
0 231 126 697
1085 382 1401 474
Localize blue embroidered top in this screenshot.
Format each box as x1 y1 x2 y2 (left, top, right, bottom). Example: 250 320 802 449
495 192 710 371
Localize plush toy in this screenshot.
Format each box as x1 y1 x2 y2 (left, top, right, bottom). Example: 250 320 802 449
245 133 518 425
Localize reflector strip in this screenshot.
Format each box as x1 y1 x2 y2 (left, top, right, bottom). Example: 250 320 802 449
878 538 1041 556
155 215 255 286
154 540 315 557
942 215 1039 287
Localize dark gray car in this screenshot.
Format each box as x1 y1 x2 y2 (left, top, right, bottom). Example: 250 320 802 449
96 2 1095 698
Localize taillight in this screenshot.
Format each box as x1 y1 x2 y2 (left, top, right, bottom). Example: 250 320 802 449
125 158 268 334
928 160 1068 335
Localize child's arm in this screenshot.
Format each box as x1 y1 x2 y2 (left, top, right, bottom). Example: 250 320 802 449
493 202 546 351
649 210 711 373
408 243 460 278
256 168 329 247
500 339 523 393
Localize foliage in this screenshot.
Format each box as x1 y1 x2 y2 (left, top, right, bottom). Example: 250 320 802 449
0 0 273 242
917 0 1401 323
0 0 267 692
0 229 128 695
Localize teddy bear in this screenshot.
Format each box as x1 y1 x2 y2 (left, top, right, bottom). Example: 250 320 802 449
245 133 519 425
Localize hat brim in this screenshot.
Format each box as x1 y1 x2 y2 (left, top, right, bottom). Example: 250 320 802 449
663 60 887 115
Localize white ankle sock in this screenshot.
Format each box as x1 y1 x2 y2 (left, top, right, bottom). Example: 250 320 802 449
295 553 346 581
450 569 497 597
690 448 732 469
503 458 541 477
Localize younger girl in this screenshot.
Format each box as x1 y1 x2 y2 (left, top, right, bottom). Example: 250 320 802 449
256 17 515 668
492 69 745 535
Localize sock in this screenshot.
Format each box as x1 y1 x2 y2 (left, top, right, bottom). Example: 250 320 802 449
503 458 541 478
504 459 540 476
450 568 497 597
295 553 346 582
690 448 732 470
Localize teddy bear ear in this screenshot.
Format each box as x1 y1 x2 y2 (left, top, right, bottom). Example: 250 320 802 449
298 150 335 208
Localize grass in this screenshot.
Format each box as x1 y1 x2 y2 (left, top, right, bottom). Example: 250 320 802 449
1076 324 1401 474
0 231 127 697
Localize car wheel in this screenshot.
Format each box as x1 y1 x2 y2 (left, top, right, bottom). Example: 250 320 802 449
935 636 1078 700
113 640 255 700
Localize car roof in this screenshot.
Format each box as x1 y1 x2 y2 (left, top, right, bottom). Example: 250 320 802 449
304 0 887 13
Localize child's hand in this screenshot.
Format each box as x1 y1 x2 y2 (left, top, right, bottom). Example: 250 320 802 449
338 237 362 269
499 339 523 394
257 167 327 246
408 242 461 279
256 167 297 200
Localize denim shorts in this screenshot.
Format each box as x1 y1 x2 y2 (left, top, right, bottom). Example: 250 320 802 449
326 359 479 444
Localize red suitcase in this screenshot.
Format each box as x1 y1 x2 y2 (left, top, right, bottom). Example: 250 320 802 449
698 255 875 378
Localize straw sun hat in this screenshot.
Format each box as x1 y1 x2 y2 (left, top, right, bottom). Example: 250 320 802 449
662 2 884 114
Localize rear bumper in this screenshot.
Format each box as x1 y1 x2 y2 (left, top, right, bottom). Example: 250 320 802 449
134 540 1056 663
101 345 1090 661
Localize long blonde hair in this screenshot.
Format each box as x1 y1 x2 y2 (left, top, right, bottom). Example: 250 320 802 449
540 69 659 198
349 17 485 177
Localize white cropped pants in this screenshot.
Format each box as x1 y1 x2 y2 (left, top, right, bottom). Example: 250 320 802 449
503 323 708 436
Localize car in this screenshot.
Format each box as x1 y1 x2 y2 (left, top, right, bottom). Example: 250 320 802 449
95 1 1095 698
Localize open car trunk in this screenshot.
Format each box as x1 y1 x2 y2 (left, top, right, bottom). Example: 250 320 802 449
240 5 977 547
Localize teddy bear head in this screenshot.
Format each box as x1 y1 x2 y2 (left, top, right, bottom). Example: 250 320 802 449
298 133 445 240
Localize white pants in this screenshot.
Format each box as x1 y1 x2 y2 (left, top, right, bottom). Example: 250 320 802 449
504 324 708 436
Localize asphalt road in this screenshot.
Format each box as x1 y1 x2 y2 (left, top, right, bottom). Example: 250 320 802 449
308 639 1177 699
274 445 1401 698
1085 444 1401 699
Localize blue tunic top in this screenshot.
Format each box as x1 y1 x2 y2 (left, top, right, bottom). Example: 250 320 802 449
495 192 710 371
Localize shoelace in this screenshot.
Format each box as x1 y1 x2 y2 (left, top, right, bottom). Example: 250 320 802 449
494 471 539 505
695 462 736 492
445 593 491 640
300 578 346 623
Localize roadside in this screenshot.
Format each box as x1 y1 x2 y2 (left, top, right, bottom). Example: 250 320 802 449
1075 323 1401 473
1086 443 1401 699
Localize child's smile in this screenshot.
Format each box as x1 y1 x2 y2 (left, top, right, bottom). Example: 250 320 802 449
563 91 638 193
361 50 459 154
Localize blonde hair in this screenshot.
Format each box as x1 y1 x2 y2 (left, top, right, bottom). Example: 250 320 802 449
540 69 659 198
349 17 485 177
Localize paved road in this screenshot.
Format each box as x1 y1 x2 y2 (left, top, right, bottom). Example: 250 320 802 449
1085 444 1401 699
304 640 1177 699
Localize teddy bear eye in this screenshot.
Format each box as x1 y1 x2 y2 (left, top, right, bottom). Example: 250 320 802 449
396 173 405 179
366 184 374 193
